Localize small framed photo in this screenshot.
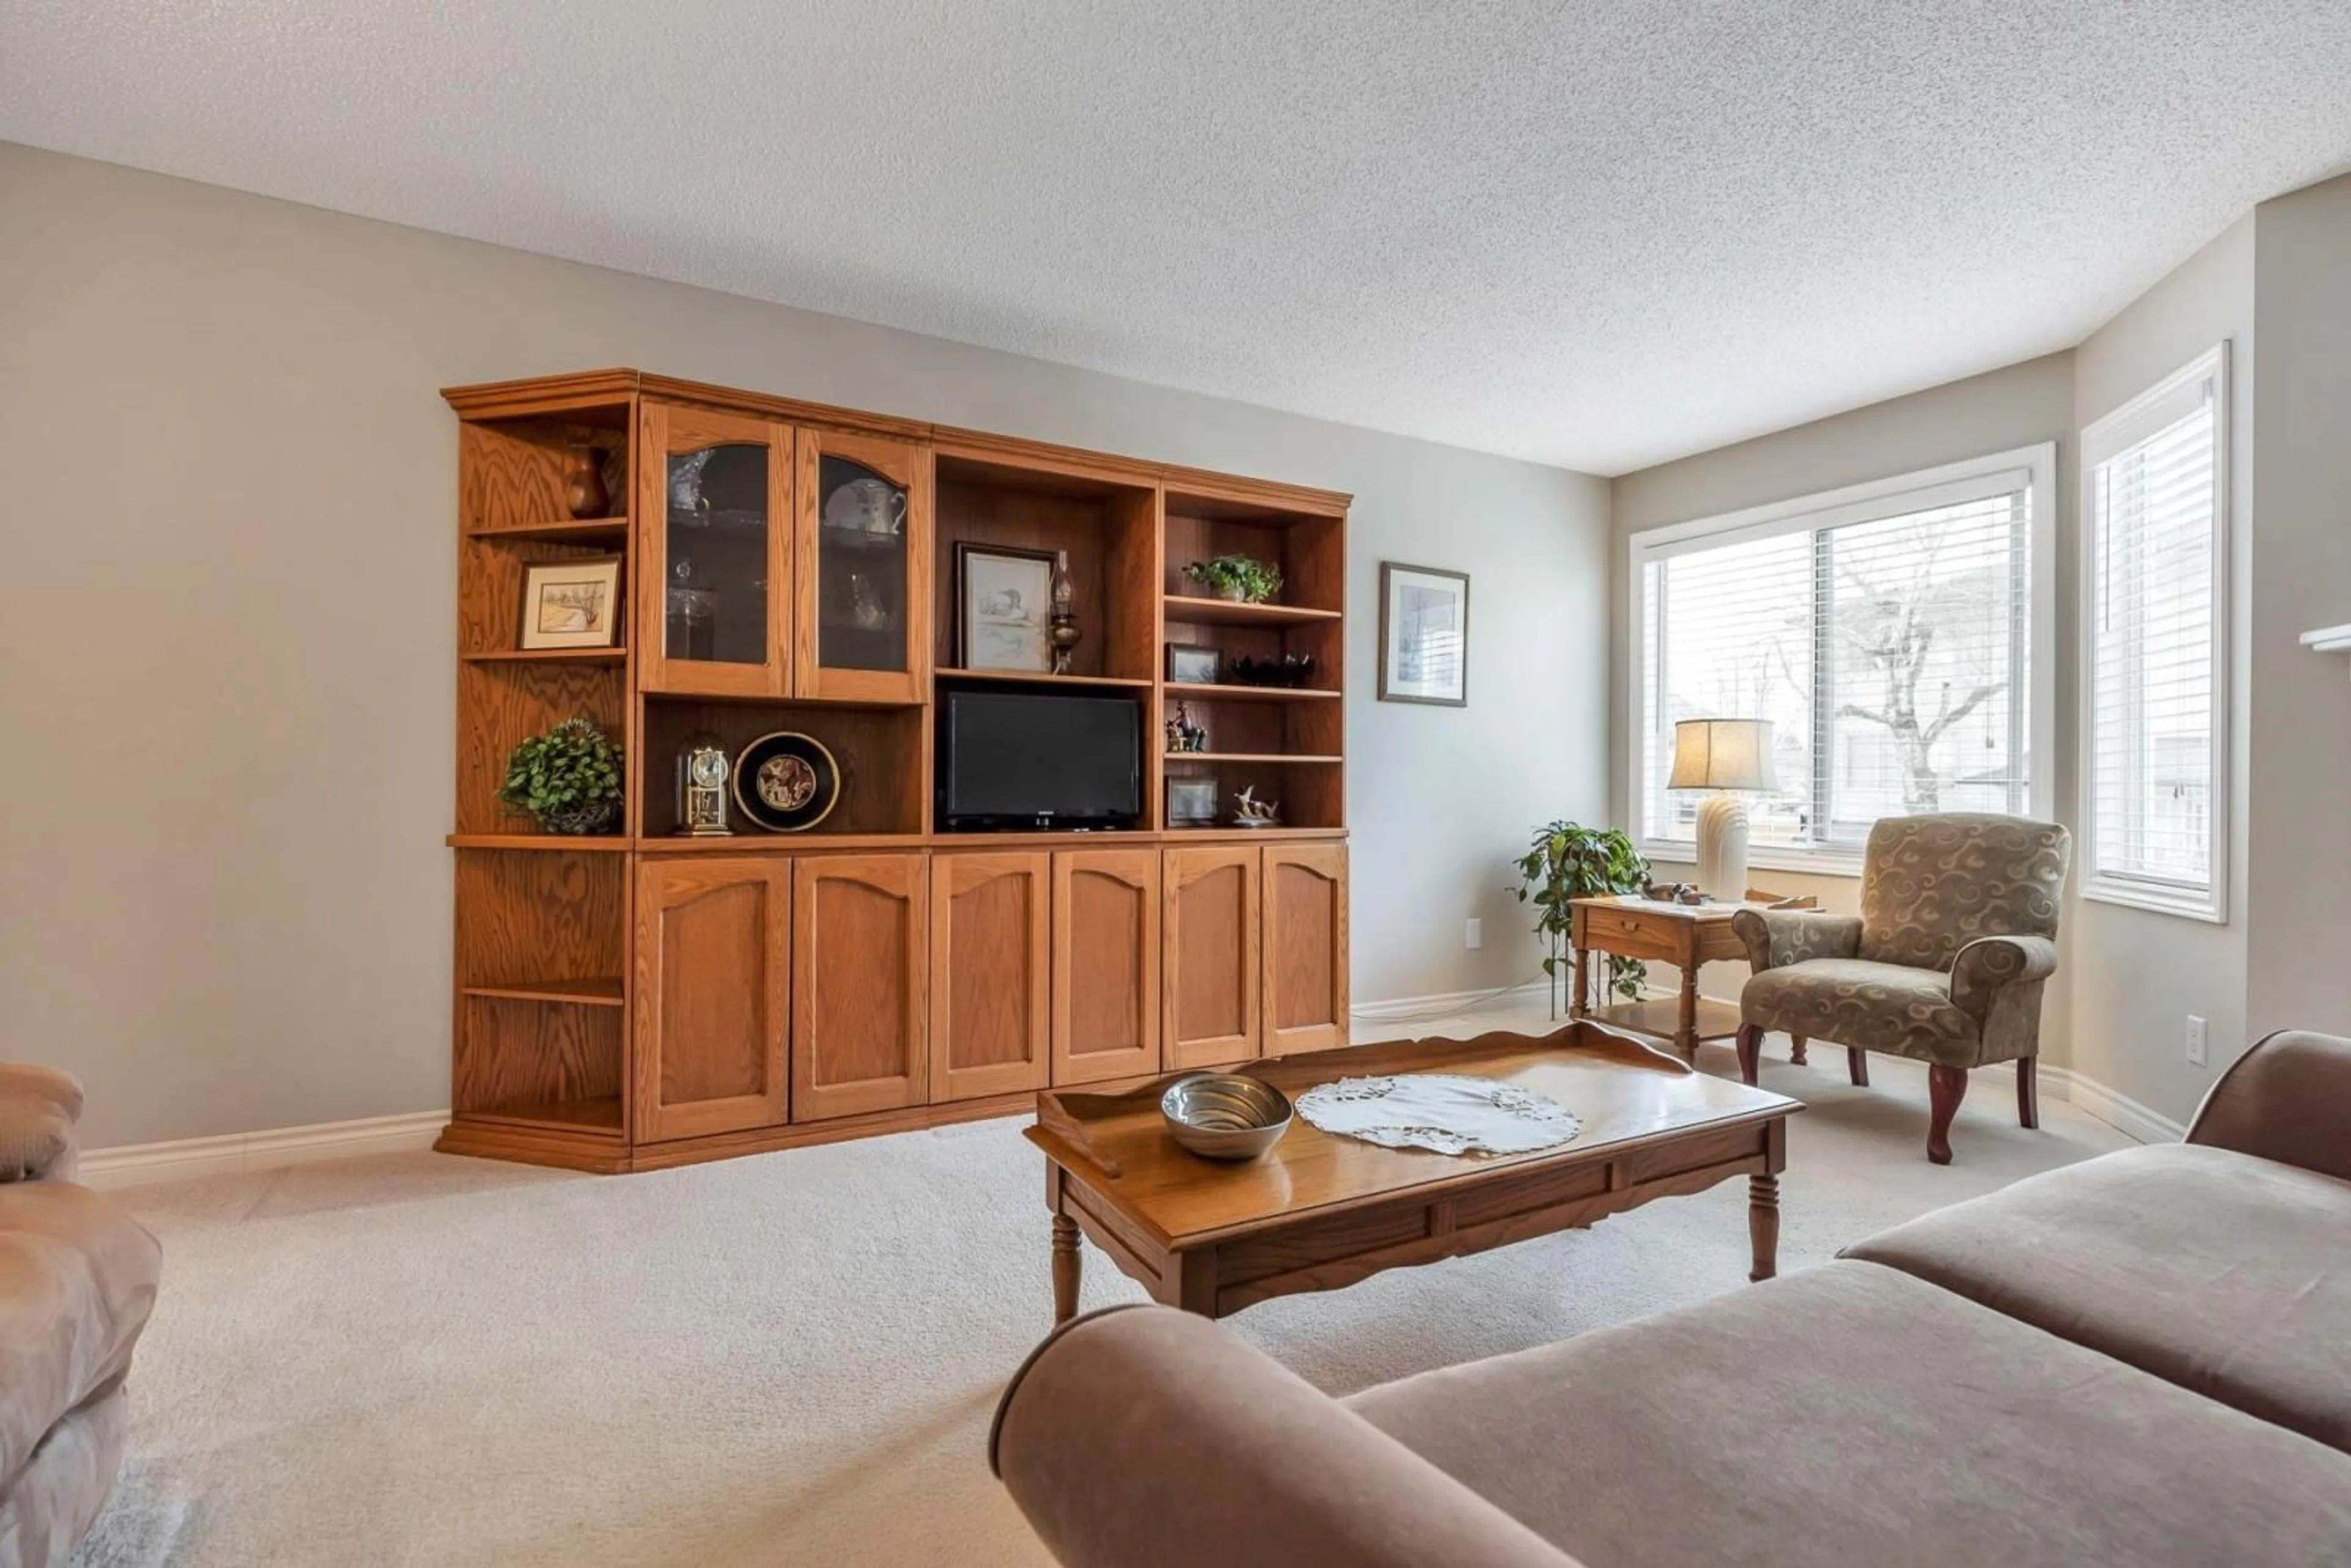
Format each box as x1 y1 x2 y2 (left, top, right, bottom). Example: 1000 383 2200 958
1378 561 1469 706
954 543 1058 672
519 557 623 650
1166 643 1220 686
1166 776 1219 826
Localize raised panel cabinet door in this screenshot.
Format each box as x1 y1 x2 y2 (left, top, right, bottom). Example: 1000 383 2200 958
632 857 791 1142
1162 846 1261 1071
793 429 932 703
929 853 1050 1101
792 853 930 1120
1262 842 1351 1054
1051 849 1161 1085
636 403 793 697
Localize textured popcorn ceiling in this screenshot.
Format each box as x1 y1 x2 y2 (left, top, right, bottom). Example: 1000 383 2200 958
4 2 2349 473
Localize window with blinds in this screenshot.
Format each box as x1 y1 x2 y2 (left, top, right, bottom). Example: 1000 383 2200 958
2081 344 2229 920
1632 452 2048 865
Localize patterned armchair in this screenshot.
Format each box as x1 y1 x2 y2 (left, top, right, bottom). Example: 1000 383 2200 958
1729 814 2071 1165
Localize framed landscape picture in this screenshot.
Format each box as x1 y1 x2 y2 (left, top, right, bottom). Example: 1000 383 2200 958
954 542 1057 672
1378 562 1469 705
518 557 623 650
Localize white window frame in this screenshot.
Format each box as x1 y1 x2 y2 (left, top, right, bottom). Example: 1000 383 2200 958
1625 443 2058 877
2077 343 2230 923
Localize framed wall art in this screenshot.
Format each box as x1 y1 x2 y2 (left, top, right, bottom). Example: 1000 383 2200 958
953 542 1057 672
1378 561 1469 706
519 557 623 650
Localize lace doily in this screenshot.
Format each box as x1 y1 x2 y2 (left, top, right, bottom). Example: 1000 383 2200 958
1294 1074 1581 1157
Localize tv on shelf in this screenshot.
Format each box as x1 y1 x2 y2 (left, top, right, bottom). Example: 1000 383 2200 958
937 688 1142 831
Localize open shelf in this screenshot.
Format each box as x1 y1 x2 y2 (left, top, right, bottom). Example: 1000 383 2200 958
1163 595 1341 628
460 977 625 1007
460 648 627 664
448 834 630 852
1165 681 1339 702
1164 752 1341 764
937 668 1152 689
464 1096 624 1136
467 517 630 545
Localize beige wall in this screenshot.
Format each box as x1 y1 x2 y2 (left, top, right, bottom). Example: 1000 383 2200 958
1607 354 2079 1054
2246 176 2351 1043
0 144 1612 1147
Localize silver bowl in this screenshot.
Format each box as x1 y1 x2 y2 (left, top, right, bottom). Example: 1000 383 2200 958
1160 1073 1293 1162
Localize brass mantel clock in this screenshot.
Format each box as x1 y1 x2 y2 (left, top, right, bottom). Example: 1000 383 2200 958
677 738 733 836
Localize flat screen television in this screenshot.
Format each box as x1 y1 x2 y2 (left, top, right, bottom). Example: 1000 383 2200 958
937 689 1142 831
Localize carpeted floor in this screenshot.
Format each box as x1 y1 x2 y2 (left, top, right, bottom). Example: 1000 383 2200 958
79 1013 2134 1567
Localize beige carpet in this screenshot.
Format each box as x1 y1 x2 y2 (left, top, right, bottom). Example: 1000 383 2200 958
78 1013 2135 1567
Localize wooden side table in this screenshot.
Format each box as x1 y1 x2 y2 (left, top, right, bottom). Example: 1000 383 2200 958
1567 896 1758 1061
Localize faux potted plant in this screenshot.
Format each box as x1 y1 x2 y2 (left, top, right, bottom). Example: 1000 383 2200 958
499 716 624 836
1183 553 1283 604
1511 822 1652 1018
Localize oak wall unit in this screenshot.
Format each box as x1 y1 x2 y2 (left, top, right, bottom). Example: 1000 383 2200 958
440 370 1352 1172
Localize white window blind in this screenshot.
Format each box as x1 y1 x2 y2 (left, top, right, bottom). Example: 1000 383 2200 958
2082 345 2227 920
1636 462 2041 863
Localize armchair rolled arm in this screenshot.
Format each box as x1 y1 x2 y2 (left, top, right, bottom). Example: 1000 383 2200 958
1946 934 2060 1022
0 1063 84 1182
2188 1029 2351 1182
993 1305 1581 1568
1730 909 1864 972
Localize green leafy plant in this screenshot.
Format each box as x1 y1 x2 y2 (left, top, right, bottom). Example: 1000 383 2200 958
499 716 624 835
1510 822 1652 1018
1183 553 1283 604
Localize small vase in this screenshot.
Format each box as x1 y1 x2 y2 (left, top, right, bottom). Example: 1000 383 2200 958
1215 582 1248 602
563 446 610 519
540 798 620 836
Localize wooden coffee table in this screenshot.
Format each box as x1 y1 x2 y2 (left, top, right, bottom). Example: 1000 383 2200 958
1027 1021 1800 1322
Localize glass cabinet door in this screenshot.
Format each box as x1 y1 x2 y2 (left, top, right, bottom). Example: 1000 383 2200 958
794 429 930 703
639 405 790 696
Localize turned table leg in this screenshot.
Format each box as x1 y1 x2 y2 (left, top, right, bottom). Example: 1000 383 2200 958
1676 964 1701 1059
1570 942 1591 1020
1789 1033 1808 1067
1748 1173 1780 1283
1051 1213 1081 1323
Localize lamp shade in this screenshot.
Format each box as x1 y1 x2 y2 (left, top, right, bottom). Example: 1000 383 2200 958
1668 718 1778 792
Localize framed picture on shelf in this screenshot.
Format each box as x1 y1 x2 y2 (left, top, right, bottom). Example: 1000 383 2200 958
1378 561 1469 706
1167 777 1219 826
1166 643 1220 685
518 557 623 650
953 542 1057 672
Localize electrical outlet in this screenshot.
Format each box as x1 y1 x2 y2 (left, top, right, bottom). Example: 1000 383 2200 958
1464 918 1482 950
2186 1015 2208 1067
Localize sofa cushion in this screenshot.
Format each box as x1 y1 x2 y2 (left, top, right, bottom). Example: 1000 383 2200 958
0 1184 160 1493
1843 1141 2351 1454
1345 1260 2351 1568
1740 958 1981 1067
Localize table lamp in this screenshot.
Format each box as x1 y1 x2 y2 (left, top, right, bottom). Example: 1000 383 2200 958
1668 718 1778 899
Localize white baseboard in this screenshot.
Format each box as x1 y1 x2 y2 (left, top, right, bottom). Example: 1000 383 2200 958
78 1109 449 1190
2038 1067 2185 1144
1350 978 1556 1025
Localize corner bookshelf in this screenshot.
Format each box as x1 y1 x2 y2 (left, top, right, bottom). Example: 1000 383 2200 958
440 372 1351 1174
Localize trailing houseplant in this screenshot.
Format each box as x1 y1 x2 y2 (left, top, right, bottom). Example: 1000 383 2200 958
499 716 624 836
1511 822 1652 1018
1183 553 1283 604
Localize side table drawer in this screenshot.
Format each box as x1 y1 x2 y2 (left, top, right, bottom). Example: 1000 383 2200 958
1573 905 1685 963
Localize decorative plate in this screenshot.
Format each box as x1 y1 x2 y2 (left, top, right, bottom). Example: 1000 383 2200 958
732 731 841 833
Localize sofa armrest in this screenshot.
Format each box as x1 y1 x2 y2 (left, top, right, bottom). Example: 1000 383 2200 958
0 1065 84 1182
1729 909 1864 972
2188 1029 2351 1182
1946 934 2060 1021
992 1305 1581 1568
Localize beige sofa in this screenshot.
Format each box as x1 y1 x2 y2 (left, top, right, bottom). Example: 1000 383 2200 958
0 1067 162 1568
992 1029 2351 1567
